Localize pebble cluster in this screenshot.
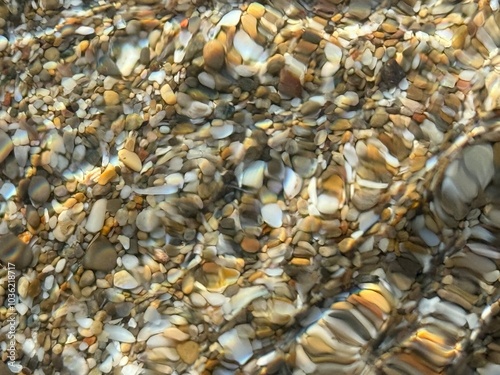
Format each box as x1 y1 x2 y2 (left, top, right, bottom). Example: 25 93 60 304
0 0 500 374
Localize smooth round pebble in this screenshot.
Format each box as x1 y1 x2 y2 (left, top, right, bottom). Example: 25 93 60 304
203 40 225 70
136 209 160 233
0 233 33 269
82 235 117 272
28 176 51 205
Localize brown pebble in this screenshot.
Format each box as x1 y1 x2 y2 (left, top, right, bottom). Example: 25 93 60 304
241 236 261 253
278 69 302 98
177 341 200 365
103 90 120 106
203 40 225 70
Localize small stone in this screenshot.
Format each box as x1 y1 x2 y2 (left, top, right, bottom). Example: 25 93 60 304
0 35 8 52
82 235 117 272
177 341 200 365
97 165 117 185
103 90 120 106
160 84 177 105
136 209 160 233
26 205 40 228
125 113 143 131
283 168 303 199
0 130 14 163
79 270 96 288
41 0 60 10
241 236 260 253
218 9 242 27
241 14 258 40
203 40 225 70
233 30 264 61
317 194 340 214
247 2 266 18
44 47 60 61
338 237 356 253
104 324 136 343
118 149 142 172
28 176 51 205
261 203 283 228
292 155 317 178
97 56 121 76
267 54 285 75
300 101 321 116
349 0 371 20
0 233 33 269
279 69 302 98
370 108 389 127
241 161 266 189
380 58 405 88
114 270 139 289
85 198 107 233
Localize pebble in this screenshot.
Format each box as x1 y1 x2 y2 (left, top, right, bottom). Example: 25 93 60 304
44 47 60 61
103 90 120 106
234 30 264 62
82 235 117 272
203 40 225 70
0 233 33 269
28 176 51 205
79 270 96 288
118 149 142 172
261 203 283 228
266 54 285 75
177 341 200 365
283 168 303 199
114 270 139 289
85 198 107 233
241 236 261 253
218 9 242 27
136 209 160 233
97 56 121 76
210 123 234 139
349 0 371 20
125 114 143 131
0 35 8 52
0 129 14 163
160 83 177 105
104 324 136 343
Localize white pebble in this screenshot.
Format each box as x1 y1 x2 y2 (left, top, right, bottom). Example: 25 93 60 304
283 168 302 199
261 203 283 228
210 123 234 139
75 26 95 35
316 194 340 214
218 10 242 27
241 161 266 189
234 30 265 62
121 254 139 270
0 35 8 52
104 323 136 343
85 198 107 233
149 70 166 84
136 209 160 233
16 303 29 316
114 270 139 289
